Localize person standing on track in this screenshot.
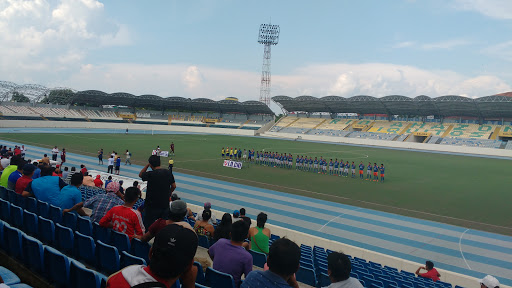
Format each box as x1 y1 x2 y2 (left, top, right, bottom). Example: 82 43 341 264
115 155 121 175
52 146 59 161
107 155 114 174
170 142 175 156
60 148 66 166
98 148 103 165
125 149 131 165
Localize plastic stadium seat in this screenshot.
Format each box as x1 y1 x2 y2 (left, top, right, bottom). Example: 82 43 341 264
299 259 314 269
25 197 37 214
195 283 208 288
37 200 50 219
0 186 7 200
77 215 93 236
270 234 280 240
0 221 5 250
111 229 131 253
44 246 71 287
93 222 111 244
296 266 317 287
14 193 26 210
0 198 10 221
120 251 146 268
21 234 44 273
22 210 38 236
7 189 16 204
63 212 77 230
205 267 235 288
193 261 206 285
95 240 120 275
49 204 63 224
0 266 21 285
131 238 150 264
248 249 267 268
10 284 34 288
318 272 331 287
55 223 74 255
5 225 23 260
70 260 101 288
9 204 23 228
74 231 96 265
197 234 210 248
37 216 55 245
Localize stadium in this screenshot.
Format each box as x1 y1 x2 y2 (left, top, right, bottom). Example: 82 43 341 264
0 81 511 288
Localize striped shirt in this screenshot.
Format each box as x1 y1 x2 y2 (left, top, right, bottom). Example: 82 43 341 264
84 192 124 223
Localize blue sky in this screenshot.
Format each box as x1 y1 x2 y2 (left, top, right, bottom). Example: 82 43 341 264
1 0 512 110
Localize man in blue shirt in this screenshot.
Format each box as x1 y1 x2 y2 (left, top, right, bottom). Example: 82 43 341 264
22 166 67 204
359 162 365 179
373 163 379 182
241 238 300 288
329 159 334 175
380 164 385 182
334 159 339 176
7 161 24 190
59 173 87 216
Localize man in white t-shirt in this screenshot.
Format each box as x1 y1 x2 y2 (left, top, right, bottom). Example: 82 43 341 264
125 150 131 165
51 146 59 161
107 155 115 174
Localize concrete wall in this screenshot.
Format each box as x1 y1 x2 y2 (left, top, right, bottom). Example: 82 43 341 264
264 132 512 158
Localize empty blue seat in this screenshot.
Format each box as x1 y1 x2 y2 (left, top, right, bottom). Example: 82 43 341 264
5 225 23 260
48 205 63 224
24 197 37 214
0 221 5 250
55 223 74 255
74 231 96 265
7 189 16 204
9 204 23 228
197 234 210 248
318 272 331 287
296 266 317 287
120 251 146 268
131 238 150 264
193 261 206 285
205 267 235 288
95 240 120 275
249 249 267 268
37 200 49 219
270 234 280 240
0 186 7 200
93 222 111 244
77 215 92 236
111 229 131 253
0 266 21 285
44 246 71 287
10 284 34 288
38 216 55 244
22 210 38 236
63 212 77 230
22 234 44 273
70 260 101 288
0 198 10 221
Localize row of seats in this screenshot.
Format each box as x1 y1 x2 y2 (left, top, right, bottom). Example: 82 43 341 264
439 138 502 149
368 121 408 134
288 118 325 129
315 119 354 130
347 131 399 141
0 266 33 288
447 124 496 139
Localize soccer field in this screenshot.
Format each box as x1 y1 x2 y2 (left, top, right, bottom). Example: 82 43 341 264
1 132 511 234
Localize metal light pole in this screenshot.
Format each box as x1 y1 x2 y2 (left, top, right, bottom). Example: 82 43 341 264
258 23 280 107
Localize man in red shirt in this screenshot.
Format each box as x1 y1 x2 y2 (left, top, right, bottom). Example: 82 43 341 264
80 164 87 175
106 224 198 288
15 164 35 195
99 187 145 240
93 175 103 188
415 260 440 282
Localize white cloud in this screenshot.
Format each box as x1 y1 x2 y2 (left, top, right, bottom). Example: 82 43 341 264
183 66 204 89
482 41 512 61
392 41 415 49
453 0 512 19
392 39 471 50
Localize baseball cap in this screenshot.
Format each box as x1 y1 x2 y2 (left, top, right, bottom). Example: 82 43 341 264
204 202 211 209
170 193 179 201
233 210 240 217
106 181 120 193
170 200 187 214
22 163 36 173
481 275 500 288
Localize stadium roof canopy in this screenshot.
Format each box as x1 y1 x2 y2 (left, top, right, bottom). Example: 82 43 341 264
272 94 512 118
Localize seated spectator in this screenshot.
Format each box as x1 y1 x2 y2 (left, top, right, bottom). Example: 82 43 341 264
118 180 124 194
249 212 271 254
52 165 62 177
32 162 42 179
323 252 363 288
84 183 125 223
0 156 10 171
480 275 500 288
99 187 145 240
65 166 77 182
62 166 69 180
415 260 440 282
170 193 195 220
58 173 87 216
15 164 35 195
208 220 252 288
7 160 25 190
140 200 193 242
41 154 50 165
80 164 87 174
93 175 103 188
0 155 22 188
104 175 113 188
232 210 241 222
107 224 199 288
213 213 232 242
197 202 218 225
240 208 251 227
194 210 215 240
241 238 300 288
22 166 67 204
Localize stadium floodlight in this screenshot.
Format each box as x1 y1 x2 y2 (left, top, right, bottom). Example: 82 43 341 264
258 23 280 107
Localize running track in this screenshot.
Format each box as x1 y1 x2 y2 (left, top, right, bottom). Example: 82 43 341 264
1 138 511 285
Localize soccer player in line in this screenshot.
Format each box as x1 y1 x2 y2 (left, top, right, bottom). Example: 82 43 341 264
230 148 234 159
344 161 350 177
380 164 385 182
339 160 344 176
221 147 225 159
351 162 356 178
366 162 372 180
373 163 379 182
334 159 339 176
359 162 365 179
313 157 318 173
238 148 242 161
329 159 334 175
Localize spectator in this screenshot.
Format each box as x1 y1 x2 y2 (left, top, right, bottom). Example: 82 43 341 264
80 164 87 175
415 261 440 282
480 275 500 288
0 156 10 171
140 200 193 242
232 210 241 223
107 155 114 174
170 193 195 220
51 146 58 161
59 173 87 216
0 155 22 188
240 208 251 227
106 224 199 288
15 164 35 195
208 220 252 288
7 160 25 190
62 167 69 180
119 180 124 194
93 175 103 188
323 252 363 288
197 202 217 225
194 210 215 240
115 155 121 175
84 183 125 223
139 155 176 229
104 175 113 188
99 187 145 240
52 165 62 177
125 149 131 165
41 154 50 165
213 213 232 242
32 162 42 179
249 212 271 254
241 238 300 288
65 166 76 182
22 166 67 204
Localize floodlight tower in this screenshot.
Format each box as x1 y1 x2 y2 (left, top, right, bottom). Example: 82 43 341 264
258 23 280 106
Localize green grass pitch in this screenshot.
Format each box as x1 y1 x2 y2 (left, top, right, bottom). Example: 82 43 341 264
2 132 511 235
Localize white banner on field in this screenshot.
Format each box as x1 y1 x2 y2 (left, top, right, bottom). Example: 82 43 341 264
223 160 243 169
159 151 169 157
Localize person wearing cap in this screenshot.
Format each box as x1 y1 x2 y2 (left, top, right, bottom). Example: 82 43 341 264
94 175 103 188
170 193 195 221
0 155 22 188
415 260 440 282
209 220 253 288
322 252 363 288
232 210 241 223
481 275 500 288
58 173 87 216
7 159 25 191
15 163 35 195
196 202 217 226
140 200 193 242
22 165 68 203
99 187 145 240
106 224 199 288
84 181 125 223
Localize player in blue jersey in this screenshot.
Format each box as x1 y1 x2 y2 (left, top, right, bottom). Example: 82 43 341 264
334 159 339 176
351 162 356 178
313 157 319 173
379 164 385 182
344 161 349 177
328 159 334 175
339 160 344 177
295 155 300 170
366 162 372 180
306 157 311 172
359 162 365 179
321 158 327 174
373 163 379 182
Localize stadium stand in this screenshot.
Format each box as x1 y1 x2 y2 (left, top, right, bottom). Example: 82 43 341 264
367 121 408 134
445 124 496 139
